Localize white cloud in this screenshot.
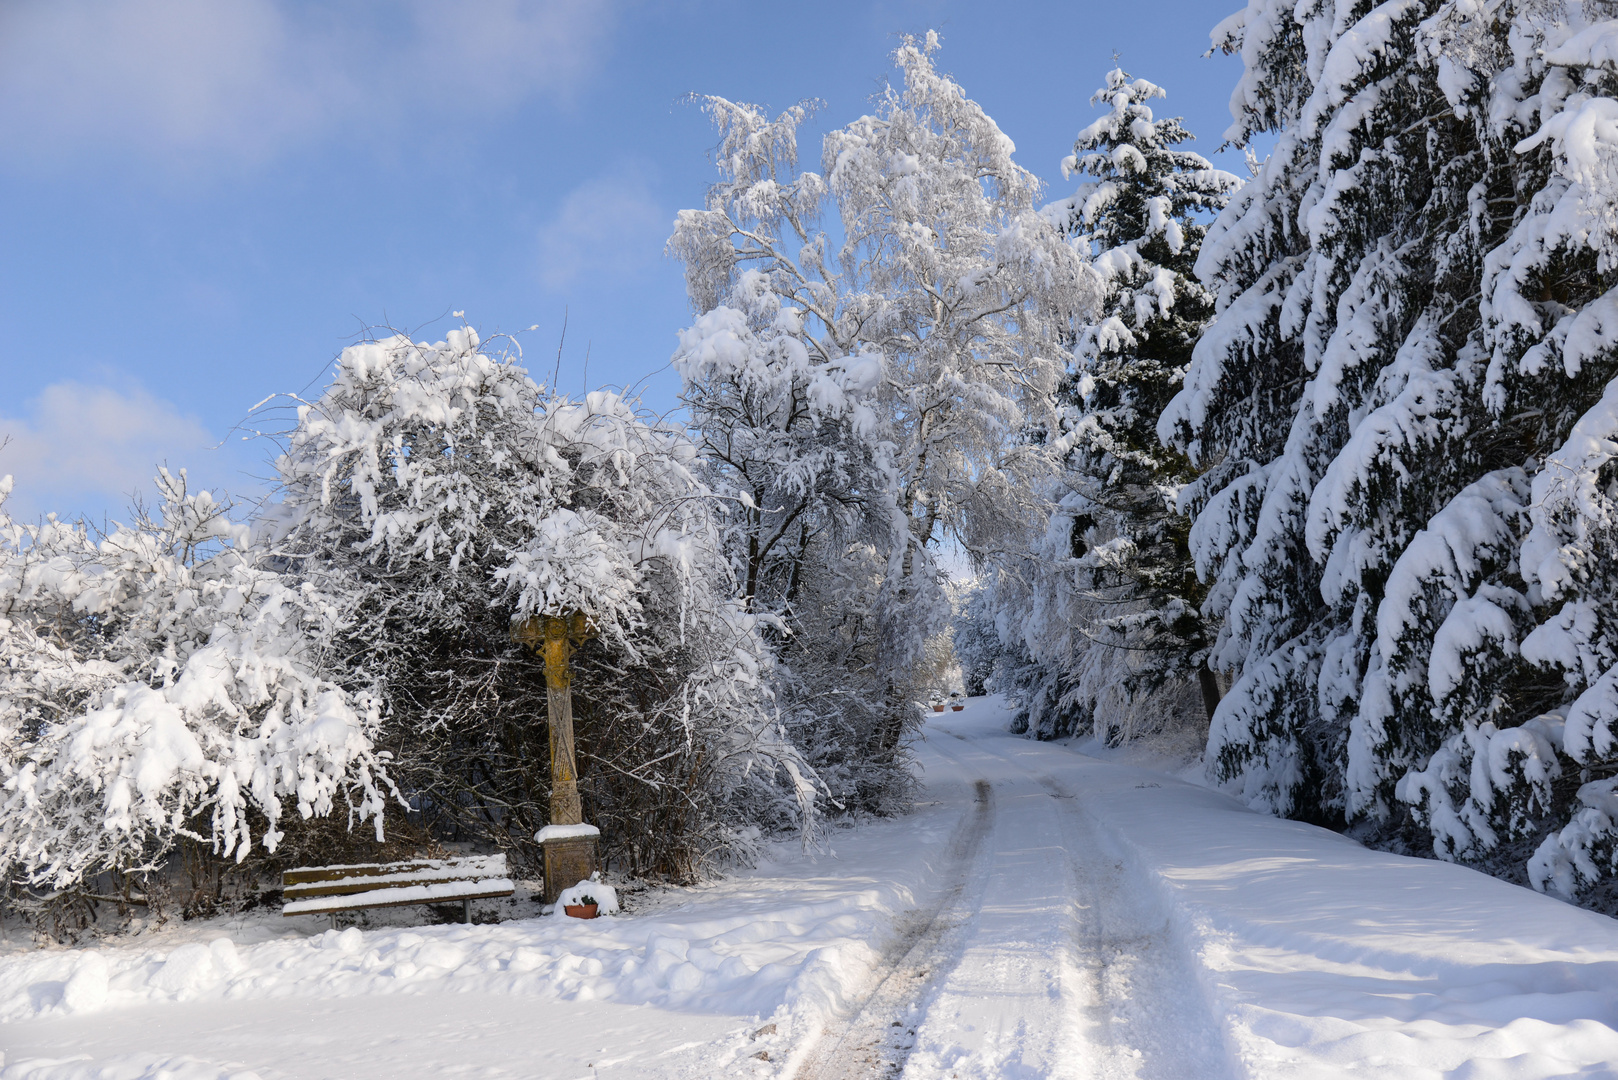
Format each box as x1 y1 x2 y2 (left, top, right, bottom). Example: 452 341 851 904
0 0 615 169
0 381 217 521
537 170 667 290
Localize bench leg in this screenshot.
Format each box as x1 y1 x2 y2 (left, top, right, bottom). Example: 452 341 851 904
463 898 471 925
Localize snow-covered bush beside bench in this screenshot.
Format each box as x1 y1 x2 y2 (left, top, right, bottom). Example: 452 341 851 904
0 470 390 900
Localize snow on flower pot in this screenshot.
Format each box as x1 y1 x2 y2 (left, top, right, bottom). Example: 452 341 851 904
555 877 619 919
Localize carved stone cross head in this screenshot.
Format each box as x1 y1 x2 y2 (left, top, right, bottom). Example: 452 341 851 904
513 611 597 689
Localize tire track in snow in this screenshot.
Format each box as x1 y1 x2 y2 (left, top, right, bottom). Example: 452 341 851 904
790 775 994 1080
902 719 1235 1079
1035 764 1236 1075
794 719 1234 1079
1033 771 1237 1080
889 738 1100 1080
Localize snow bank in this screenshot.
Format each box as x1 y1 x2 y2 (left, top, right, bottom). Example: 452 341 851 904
11 705 1618 1079
1063 750 1618 1079
0 1055 261 1080
0 791 969 1047
0 903 862 1027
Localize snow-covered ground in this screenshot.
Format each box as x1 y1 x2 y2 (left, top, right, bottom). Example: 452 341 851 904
5 697 1618 1079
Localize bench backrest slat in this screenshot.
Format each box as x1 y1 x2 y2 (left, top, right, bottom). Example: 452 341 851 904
283 855 505 887
280 854 514 921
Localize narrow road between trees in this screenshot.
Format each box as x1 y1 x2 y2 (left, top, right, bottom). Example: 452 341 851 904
792 707 1230 1080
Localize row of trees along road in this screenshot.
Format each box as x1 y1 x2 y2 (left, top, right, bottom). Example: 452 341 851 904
967 0 1618 916
15 6 1618 928
0 36 1097 935
1134 0 1618 911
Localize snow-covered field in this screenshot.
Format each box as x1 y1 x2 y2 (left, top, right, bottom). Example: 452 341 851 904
4 697 1618 1079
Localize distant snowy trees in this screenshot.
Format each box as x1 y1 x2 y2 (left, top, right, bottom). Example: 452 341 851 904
670 34 1093 805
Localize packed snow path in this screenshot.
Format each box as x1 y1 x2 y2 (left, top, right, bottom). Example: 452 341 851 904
5 699 1618 1079
796 733 1228 1080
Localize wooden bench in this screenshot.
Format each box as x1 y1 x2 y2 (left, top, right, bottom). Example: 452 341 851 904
281 855 514 924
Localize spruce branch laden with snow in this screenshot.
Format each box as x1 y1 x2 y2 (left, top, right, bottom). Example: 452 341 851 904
1161 0 1618 910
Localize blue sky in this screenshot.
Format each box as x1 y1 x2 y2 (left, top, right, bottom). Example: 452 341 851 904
0 0 1250 524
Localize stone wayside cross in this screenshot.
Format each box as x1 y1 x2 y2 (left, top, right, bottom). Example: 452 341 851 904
514 611 599 903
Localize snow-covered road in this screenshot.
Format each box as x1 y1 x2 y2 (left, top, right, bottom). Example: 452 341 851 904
5 698 1618 1079
797 726 1230 1080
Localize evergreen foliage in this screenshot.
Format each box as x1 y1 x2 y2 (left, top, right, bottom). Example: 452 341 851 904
1167 0 1618 908
981 67 1237 743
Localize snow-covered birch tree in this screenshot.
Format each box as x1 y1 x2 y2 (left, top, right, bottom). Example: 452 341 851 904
671 33 1096 777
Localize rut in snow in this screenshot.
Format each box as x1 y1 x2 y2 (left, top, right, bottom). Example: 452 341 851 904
1037 773 1235 1080
793 777 995 1079
824 720 1236 1080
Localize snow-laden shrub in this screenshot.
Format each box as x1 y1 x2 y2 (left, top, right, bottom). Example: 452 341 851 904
265 326 821 878
0 470 389 898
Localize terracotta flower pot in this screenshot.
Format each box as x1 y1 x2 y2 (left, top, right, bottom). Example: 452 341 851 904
564 903 599 919
951 704 964 711
932 704 945 712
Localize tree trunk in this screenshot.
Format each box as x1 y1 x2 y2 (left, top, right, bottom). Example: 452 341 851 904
1198 660 1224 724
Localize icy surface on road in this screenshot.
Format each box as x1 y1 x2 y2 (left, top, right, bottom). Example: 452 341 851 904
4 697 1618 1078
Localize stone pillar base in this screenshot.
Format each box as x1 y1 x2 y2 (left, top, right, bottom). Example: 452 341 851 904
537 823 600 904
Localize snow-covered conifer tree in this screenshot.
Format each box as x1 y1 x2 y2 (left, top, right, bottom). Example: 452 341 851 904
1446 9 1618 901
1159 0 1511 822
1165 0 1618 911
984 67 1238 741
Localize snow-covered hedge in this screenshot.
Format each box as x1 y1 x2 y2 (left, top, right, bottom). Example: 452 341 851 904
0 470 389 894
266 327 822 878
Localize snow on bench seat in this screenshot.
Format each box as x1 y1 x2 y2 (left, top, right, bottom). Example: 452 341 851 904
282 877 518 916
282 855 515 919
